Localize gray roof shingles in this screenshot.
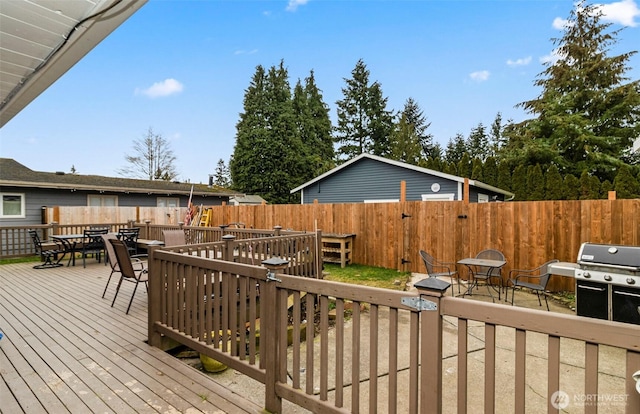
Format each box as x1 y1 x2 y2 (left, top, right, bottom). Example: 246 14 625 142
0 158 238 197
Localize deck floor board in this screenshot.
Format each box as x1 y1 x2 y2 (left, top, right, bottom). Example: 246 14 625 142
0 261 262 414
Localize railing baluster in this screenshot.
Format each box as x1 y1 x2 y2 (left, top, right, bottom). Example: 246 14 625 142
515 328 526 412
335 298 345 407
320 295 329 401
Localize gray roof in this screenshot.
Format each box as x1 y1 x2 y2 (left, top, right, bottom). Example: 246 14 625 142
290 153 515 198
0 158 239 197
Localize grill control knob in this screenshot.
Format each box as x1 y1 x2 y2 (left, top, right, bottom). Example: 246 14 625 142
628 278 636 285
583 271 591 278
604 275 612 282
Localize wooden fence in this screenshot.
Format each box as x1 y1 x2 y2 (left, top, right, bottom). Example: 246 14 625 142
176 199 640 292
22 199 640 291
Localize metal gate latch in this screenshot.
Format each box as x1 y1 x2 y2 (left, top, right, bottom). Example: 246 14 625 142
402 297 437 311
266 271 282 283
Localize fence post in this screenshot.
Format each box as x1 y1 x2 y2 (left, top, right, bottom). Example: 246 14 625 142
261 257 289 414
413 276 450 414
222 234 235 261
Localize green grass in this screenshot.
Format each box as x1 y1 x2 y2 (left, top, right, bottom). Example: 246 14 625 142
0 256 41 265
322 263 411 291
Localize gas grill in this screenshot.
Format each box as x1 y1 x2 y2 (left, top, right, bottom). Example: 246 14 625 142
557 242 640 324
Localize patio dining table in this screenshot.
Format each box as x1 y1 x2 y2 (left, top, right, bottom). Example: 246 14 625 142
457 257 506 301
51 234 84 266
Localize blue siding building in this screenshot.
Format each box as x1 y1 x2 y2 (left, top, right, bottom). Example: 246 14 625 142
0 159 239 226
291 154 513 204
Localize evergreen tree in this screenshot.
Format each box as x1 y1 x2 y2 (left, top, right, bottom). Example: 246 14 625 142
613 164 640 198
482 156 498 187
600 180 613 198
579 170 601 200
400 98 434 159
212 158 230 187
457 153 472 179
526 164 545 200
516 1 640 182
563 174 580 200
230 62 305 204
496 161 512 193
544 164 564 200
292 71 334 181
488 112 505 157
444 133 467 165
443 161 458 176
388 113 423 165
467 123 489 161
511 164 527 201
334 59 393 160
470 158 483 181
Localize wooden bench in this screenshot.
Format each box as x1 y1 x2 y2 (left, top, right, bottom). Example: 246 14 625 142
321 233 355 268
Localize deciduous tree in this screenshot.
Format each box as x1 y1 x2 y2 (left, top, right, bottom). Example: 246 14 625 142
118 127 178 181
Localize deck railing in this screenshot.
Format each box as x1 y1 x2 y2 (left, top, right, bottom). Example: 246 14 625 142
147 246 640 413
0 222 308 258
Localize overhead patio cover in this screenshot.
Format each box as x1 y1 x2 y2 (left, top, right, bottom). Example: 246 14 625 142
0 0 147 127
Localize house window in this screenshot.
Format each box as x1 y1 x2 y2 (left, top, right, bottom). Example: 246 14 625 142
364 199 399 203
1 193 25 218
88 195 117 206
421 194 455 201
158 197 179 207
478 194 490 203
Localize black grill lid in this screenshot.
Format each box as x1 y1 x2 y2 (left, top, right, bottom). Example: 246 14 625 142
577 242 640 269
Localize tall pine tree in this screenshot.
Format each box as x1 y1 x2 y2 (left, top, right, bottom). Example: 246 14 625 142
334 59 393 161
231 61 305 204
515 1 640 182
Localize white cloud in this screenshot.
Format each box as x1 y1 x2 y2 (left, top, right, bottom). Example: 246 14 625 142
596 0 640 27
136 78 184 98
234 49 258 55
506 56 532 67
552 17 569 30
469 70 490 82
286 0 309 12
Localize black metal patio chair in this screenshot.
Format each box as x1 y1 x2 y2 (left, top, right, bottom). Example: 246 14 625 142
28 229 65 269
419 250 459 296
507 259 559 311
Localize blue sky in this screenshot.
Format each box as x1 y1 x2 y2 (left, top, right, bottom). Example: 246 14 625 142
1 0 639 184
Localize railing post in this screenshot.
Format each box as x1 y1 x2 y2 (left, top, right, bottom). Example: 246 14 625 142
262 258 288 414
316 229 323 279
222 234 235 261
127 219 136 229
144 220 151 239
51 222 59 235
413 277 450 414
148 245 162 348
273 225 282 236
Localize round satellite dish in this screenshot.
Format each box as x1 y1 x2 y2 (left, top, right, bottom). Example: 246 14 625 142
431 183 440 193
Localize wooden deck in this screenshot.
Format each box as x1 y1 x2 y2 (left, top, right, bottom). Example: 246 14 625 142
0 260 262 414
